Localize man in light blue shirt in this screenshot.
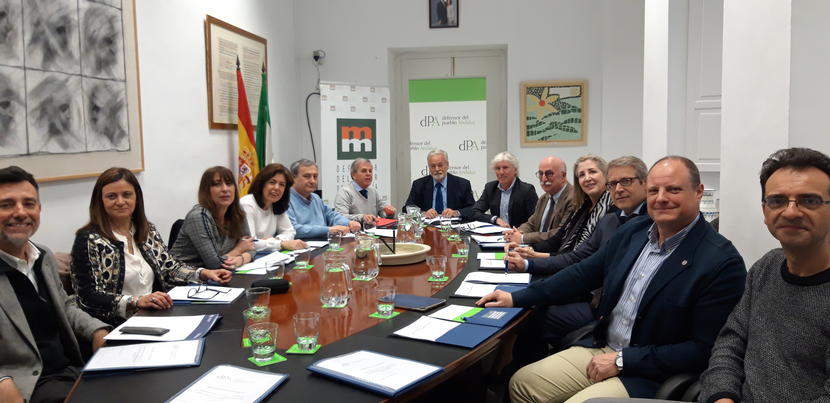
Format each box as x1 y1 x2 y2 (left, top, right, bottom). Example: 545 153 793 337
287 159 361 239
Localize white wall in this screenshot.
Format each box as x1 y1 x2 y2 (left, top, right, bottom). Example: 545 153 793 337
790 0 830 154
35 0 299 252
292 0 644 200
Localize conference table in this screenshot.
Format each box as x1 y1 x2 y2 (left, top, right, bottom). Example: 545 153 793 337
67 226 528 402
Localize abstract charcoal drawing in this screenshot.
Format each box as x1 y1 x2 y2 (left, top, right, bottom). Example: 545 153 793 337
0 0 130 157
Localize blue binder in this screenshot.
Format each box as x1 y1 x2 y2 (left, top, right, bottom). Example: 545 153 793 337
431 321 500 348
461 307 522 328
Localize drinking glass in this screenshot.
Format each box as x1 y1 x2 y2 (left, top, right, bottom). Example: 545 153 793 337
247 322 277 362
294 249 310 269
426 255 447 279
328 231 342 250
406 205 420 216
266 262 285 279
456 238 469 257
245 287 271 316
293 312 320 351
354 234 379 280
243 306 271 328
375 285 396 318
440 221 452 233
320 262 349 308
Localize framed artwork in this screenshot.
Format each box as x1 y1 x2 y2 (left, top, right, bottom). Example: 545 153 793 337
429 0 459 28
204 15 267 130
0 0 143 182
520 80 587 147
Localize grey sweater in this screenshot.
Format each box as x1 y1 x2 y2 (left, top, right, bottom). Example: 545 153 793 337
699 248 830 403
170 205 254 269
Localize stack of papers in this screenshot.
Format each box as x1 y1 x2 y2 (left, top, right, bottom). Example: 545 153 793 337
235 250 294 275
393 304 522 348
366 228 396 238
83 339 204 373
105 314 220 342
452 272 530 298
167 286 244 304
470 235 506 249
470 226 507 235
168 365 288 403
456 221 491 231
308 350 443 397
423 217 461 225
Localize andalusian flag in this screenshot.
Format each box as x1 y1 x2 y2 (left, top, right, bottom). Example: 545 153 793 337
236 57 258 195
254 63 269 168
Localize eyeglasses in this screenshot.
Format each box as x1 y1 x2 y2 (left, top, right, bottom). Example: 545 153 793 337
187 284 231 300
535 170 558 179
606 177 640 191
762 195 830 210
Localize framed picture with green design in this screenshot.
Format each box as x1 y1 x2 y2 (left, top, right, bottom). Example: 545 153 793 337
520 80 587 147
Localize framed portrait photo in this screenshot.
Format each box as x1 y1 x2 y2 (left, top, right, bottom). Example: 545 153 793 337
429 0 459 28
520 80 587 147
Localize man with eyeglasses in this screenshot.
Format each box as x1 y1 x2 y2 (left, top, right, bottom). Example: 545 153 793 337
699 147 830 403
403 149 475 219
505 157 575 244
478 156 746 402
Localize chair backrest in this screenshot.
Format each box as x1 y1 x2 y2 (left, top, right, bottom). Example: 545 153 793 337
168 219 184 247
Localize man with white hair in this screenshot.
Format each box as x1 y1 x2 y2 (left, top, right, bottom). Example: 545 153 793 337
471 151 538 227
404 149 475 219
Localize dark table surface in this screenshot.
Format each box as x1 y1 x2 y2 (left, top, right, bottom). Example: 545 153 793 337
68 226 526 402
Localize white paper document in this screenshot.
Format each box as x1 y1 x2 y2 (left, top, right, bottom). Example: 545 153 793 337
471 235 506 244
464 272 530 284
470 225 508 235
428 304 476 321
167 365 286 403
393 316 461 342
106 315 217 342
167 286 244 304
367 228 396 238
423 217 461 224
84 339 203 372
476 252 504 260
479 242 507 249
312 350 442 393
235 250 294 274
453 282 497 298
457 221 491 230
479 259 507 269
305 240 329 248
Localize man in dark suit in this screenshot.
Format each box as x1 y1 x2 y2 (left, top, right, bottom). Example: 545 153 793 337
471 151 538 227
404 149 475 219
477 156 746 402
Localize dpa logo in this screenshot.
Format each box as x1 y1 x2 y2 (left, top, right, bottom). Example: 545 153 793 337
337 118 377 159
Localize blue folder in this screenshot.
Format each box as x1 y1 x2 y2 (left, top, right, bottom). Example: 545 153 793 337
462 307 522 328
307 350 443 397
393 294 446 312
431 321 500 348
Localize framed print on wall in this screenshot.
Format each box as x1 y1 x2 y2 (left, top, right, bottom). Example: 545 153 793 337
0 0 144 182
429 0 459 28
204 15 267 130
520 80 587 147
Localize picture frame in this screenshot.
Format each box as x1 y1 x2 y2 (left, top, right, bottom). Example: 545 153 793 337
520 80 587 147
204 15 267 130
429 0 459 29
0 0 144 182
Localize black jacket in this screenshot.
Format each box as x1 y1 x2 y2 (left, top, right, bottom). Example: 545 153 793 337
470 177 538 227
403 173 475 218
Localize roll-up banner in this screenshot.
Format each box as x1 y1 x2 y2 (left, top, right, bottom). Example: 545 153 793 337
320 82 391 204
408 78 487 198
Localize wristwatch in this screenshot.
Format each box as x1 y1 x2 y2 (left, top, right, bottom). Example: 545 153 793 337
615 351 624 371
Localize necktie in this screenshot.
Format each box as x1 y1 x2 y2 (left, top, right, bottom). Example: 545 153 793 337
540 198 555 232
434 182 444 213
359 189 368 199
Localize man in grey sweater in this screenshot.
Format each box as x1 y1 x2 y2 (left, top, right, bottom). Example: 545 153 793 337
334 158 396 223
700 147 830 403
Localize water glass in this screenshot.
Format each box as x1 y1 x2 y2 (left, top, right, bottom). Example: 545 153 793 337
294 249 310 269
328 231 342 250
242 306 271 328
320 262 349 308
245 287 271 315
426 255 447 279
456 238 469 257
406 205 420 216
266 262 285 279
247 322 278 362
293 312 320 351
375 285 396 318
440 221 452 233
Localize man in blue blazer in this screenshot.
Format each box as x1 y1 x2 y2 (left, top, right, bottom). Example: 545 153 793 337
404 149 475 219
477 156 746 402
471 151 538 227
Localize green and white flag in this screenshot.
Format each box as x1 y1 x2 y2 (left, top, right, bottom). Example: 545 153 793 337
254 66 269 167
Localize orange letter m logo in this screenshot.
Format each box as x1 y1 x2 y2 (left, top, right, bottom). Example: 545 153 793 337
341 126 373 153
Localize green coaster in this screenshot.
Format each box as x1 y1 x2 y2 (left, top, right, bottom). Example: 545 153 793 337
280 250 291 254
352 276 374 281
326 247 344 252
438 228 450 232
247 353 287 367
293 264 314 270
242 337 251 347
369 311 400 319
451 254 469 258
428 276 449 282
322 303 347 309
286 344 322 354
447 235 461 241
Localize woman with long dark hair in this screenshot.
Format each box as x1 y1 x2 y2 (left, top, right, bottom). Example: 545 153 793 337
240 163 307 251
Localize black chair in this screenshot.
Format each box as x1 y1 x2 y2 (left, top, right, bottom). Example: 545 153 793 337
168 219 184 247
